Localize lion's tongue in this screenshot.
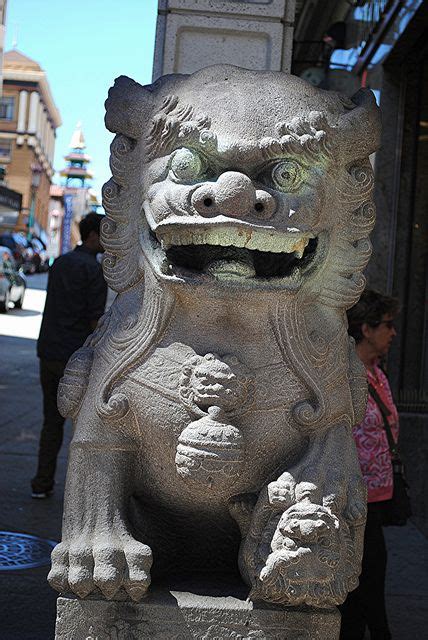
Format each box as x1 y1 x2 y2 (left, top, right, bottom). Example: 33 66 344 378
205 247 256 279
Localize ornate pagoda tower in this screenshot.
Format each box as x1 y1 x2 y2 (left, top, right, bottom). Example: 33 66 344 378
60 122 93 187
59 122 94 252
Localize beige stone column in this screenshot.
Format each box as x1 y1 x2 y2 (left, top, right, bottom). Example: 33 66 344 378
47 125 54 165
41 111 48 155
153 0 296 80
49 126 56 165
36 101 44 146
27 91 39 134
17 90 28 133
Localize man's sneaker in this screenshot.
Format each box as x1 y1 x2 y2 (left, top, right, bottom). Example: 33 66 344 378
31 489 53 499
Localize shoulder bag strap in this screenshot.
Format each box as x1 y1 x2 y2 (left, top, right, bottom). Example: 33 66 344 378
367 382 399 458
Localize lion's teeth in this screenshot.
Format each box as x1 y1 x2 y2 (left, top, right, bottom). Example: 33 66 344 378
157 226 312 255
290 238 309 256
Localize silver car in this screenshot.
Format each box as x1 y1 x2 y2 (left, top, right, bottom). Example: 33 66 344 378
0 246 26 313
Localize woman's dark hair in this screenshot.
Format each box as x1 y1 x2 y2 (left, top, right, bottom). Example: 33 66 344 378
347 289 400 343
79 212 104 241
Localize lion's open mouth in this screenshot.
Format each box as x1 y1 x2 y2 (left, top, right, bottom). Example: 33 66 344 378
147 222 322 286
165 239 318 280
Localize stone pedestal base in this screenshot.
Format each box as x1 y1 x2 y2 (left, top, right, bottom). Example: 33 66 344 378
55 588 340 639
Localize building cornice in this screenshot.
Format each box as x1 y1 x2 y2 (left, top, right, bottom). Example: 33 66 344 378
2 69 62 128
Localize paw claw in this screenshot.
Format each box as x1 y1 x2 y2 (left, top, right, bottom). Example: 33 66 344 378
68 563 95 598
47 565 69 592
49 543 69 591
93 545 124 599
124 582 149 602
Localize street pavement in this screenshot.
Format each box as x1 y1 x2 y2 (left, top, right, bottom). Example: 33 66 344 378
0 273 427 639
0 273 70 640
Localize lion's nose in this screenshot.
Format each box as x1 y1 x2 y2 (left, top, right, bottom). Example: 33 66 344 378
214 172 256 218
191 171 276 219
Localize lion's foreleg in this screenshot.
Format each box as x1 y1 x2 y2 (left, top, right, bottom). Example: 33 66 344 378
293 422 367 524
48 441 152 602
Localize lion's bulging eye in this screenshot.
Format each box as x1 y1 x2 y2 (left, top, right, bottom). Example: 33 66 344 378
170 148 203 182
271 160 302 192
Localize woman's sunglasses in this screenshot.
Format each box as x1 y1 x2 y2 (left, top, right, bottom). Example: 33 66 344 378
370 320 395 330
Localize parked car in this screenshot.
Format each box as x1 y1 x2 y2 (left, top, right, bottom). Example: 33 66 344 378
0 232 35 274
0 246 26 312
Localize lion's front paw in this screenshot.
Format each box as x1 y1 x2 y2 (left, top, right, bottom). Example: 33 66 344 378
48 534 152 602
253 500 357 607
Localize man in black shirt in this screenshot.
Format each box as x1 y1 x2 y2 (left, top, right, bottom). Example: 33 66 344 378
32 213 107 498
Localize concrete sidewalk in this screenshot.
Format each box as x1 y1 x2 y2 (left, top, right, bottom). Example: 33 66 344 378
0 275 69 639
0 274 427 639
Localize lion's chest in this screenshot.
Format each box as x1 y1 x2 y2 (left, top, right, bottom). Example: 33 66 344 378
122 342 306 504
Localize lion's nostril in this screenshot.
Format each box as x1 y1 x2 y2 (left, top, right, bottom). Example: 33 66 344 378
203 197 213 207
254 202 264 213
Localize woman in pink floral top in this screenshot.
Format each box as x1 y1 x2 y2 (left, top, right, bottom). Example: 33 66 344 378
353 365 399 504
340 289 400 640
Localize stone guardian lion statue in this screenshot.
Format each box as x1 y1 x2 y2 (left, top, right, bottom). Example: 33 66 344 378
49 65 381 609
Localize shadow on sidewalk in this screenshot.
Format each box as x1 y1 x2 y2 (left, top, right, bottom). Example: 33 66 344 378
0 333 70 639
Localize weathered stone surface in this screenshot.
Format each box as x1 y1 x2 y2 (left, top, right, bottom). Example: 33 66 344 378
55 589 340 639
50 64 381 624
153 1 295 79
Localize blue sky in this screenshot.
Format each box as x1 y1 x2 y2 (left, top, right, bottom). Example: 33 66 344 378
4 0 158 202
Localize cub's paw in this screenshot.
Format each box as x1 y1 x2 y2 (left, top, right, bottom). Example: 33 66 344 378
48 534 152 602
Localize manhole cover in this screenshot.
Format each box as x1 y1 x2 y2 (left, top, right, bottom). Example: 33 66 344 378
0 531 57 570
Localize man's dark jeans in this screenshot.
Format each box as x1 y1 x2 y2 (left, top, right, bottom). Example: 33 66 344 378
31 359 67 493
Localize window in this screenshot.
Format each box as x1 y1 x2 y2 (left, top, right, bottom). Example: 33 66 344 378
0 97 15 120
0 140 12 161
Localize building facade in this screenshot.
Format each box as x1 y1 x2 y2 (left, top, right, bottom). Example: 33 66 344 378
0 50 61 241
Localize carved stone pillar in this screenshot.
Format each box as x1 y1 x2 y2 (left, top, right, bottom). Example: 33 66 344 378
153 0 296 79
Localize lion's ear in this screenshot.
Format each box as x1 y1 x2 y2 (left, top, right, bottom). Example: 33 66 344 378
337 88 381 161
104 75 153 140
